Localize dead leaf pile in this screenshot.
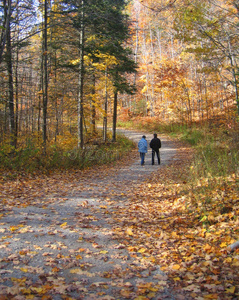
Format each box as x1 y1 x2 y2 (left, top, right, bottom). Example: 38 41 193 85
109 147 239 299
0 139 238 299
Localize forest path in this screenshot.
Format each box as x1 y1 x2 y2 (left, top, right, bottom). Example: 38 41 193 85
0 129 182 299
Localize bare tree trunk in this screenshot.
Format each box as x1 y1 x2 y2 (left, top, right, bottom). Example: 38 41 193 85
6 0 16 148
112 89 118 142
91 73 96 135
0 0 11 65
103 68 108 142
77 0 85 149
227 41 239 114
15 0 20 144
43 0 48 153
53 50 59 141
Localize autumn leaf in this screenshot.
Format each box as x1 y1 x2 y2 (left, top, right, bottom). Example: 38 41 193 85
126 227 134 236
225 286 235 294
171 264 180 270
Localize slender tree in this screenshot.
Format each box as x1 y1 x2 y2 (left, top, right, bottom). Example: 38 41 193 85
42 0 48 152
5 0 16 147
0 0 12 65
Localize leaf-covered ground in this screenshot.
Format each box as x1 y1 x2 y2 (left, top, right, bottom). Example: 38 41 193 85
0 132 238 299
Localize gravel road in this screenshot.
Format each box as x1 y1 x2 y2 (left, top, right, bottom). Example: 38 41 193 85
0 130 179 299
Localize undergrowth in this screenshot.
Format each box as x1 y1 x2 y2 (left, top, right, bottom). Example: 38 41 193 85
0 131 135 177
117 115 239 216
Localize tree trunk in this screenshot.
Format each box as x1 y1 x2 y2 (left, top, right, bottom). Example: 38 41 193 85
77 0 85 149
6 0 16 148
103 68 108 142
91 73 96 135
0 0 11 65
15 0 20 144
112 90 118 142
43 0 48 153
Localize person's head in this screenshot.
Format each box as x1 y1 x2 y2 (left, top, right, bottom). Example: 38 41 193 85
154 133 157 138
142 135 146 139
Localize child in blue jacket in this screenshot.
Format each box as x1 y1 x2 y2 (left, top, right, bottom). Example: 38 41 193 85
138 135 148 165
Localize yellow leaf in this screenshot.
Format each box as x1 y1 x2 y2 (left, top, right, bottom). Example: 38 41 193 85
226 286 235 294
10 226 18 232
173 277 181 281
31 287 44 294
120 289 131 298
138 248 146 253
172 264 180 270
204 295 219 299
126 228 133 236
149 287 159 292
220 242 227 248
204 244 212 251
19 227 30 233
20 268 28 273
148 256 156 263
208 214 215 221
223 257 232 263
70 269 95 277
52 267 60 272
232 258 239 267
70 268 80 274
171 232 179 238
60 222 67 227
99 250 108 254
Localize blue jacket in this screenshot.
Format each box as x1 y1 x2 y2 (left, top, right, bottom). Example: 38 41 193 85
138 138 148 153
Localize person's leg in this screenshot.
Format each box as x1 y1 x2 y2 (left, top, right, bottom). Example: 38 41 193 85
140 152 145 165
142 153 145 165
156 150 160 164
152 150 155 165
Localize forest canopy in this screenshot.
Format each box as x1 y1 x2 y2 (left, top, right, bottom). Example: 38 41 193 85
0 0 238 161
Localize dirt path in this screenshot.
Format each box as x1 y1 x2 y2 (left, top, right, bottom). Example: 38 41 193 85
0 130 179 299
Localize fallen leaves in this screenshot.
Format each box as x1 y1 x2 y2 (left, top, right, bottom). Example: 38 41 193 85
0 140 238 299
109 147 239 299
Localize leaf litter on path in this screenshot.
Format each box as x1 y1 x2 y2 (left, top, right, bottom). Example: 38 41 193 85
0 130 238 299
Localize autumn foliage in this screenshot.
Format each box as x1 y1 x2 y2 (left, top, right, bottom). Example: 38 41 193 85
0 0 239 298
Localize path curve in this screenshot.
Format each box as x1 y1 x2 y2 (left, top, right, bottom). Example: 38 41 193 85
117 129 178 171
0 130 179 300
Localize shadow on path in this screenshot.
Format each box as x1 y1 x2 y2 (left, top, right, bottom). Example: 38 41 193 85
0 129 179 299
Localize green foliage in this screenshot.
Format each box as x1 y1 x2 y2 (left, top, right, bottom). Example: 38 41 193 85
117 120 134 129
170 122 238 178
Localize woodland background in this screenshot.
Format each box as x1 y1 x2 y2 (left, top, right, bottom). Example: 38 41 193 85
0 0 238 165
0 1 239 298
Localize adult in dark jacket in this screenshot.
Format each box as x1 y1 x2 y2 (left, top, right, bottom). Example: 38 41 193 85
149 133 161 165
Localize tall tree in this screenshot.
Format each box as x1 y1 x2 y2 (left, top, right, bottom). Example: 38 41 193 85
0 0 12 65
77 0 84 148
174 0 239 114
42 0 48 152
59 0 136 145
5 0 15 147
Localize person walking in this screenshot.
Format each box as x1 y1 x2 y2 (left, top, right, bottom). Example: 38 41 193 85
149 133 161 165
138 135 148 165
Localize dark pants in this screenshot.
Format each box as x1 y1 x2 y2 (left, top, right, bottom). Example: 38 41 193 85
152 149 160 165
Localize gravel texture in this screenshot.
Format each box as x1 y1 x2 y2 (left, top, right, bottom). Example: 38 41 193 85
0 130 179 299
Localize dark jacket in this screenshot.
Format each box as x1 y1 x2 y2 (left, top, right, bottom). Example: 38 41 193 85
150 137 161 151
